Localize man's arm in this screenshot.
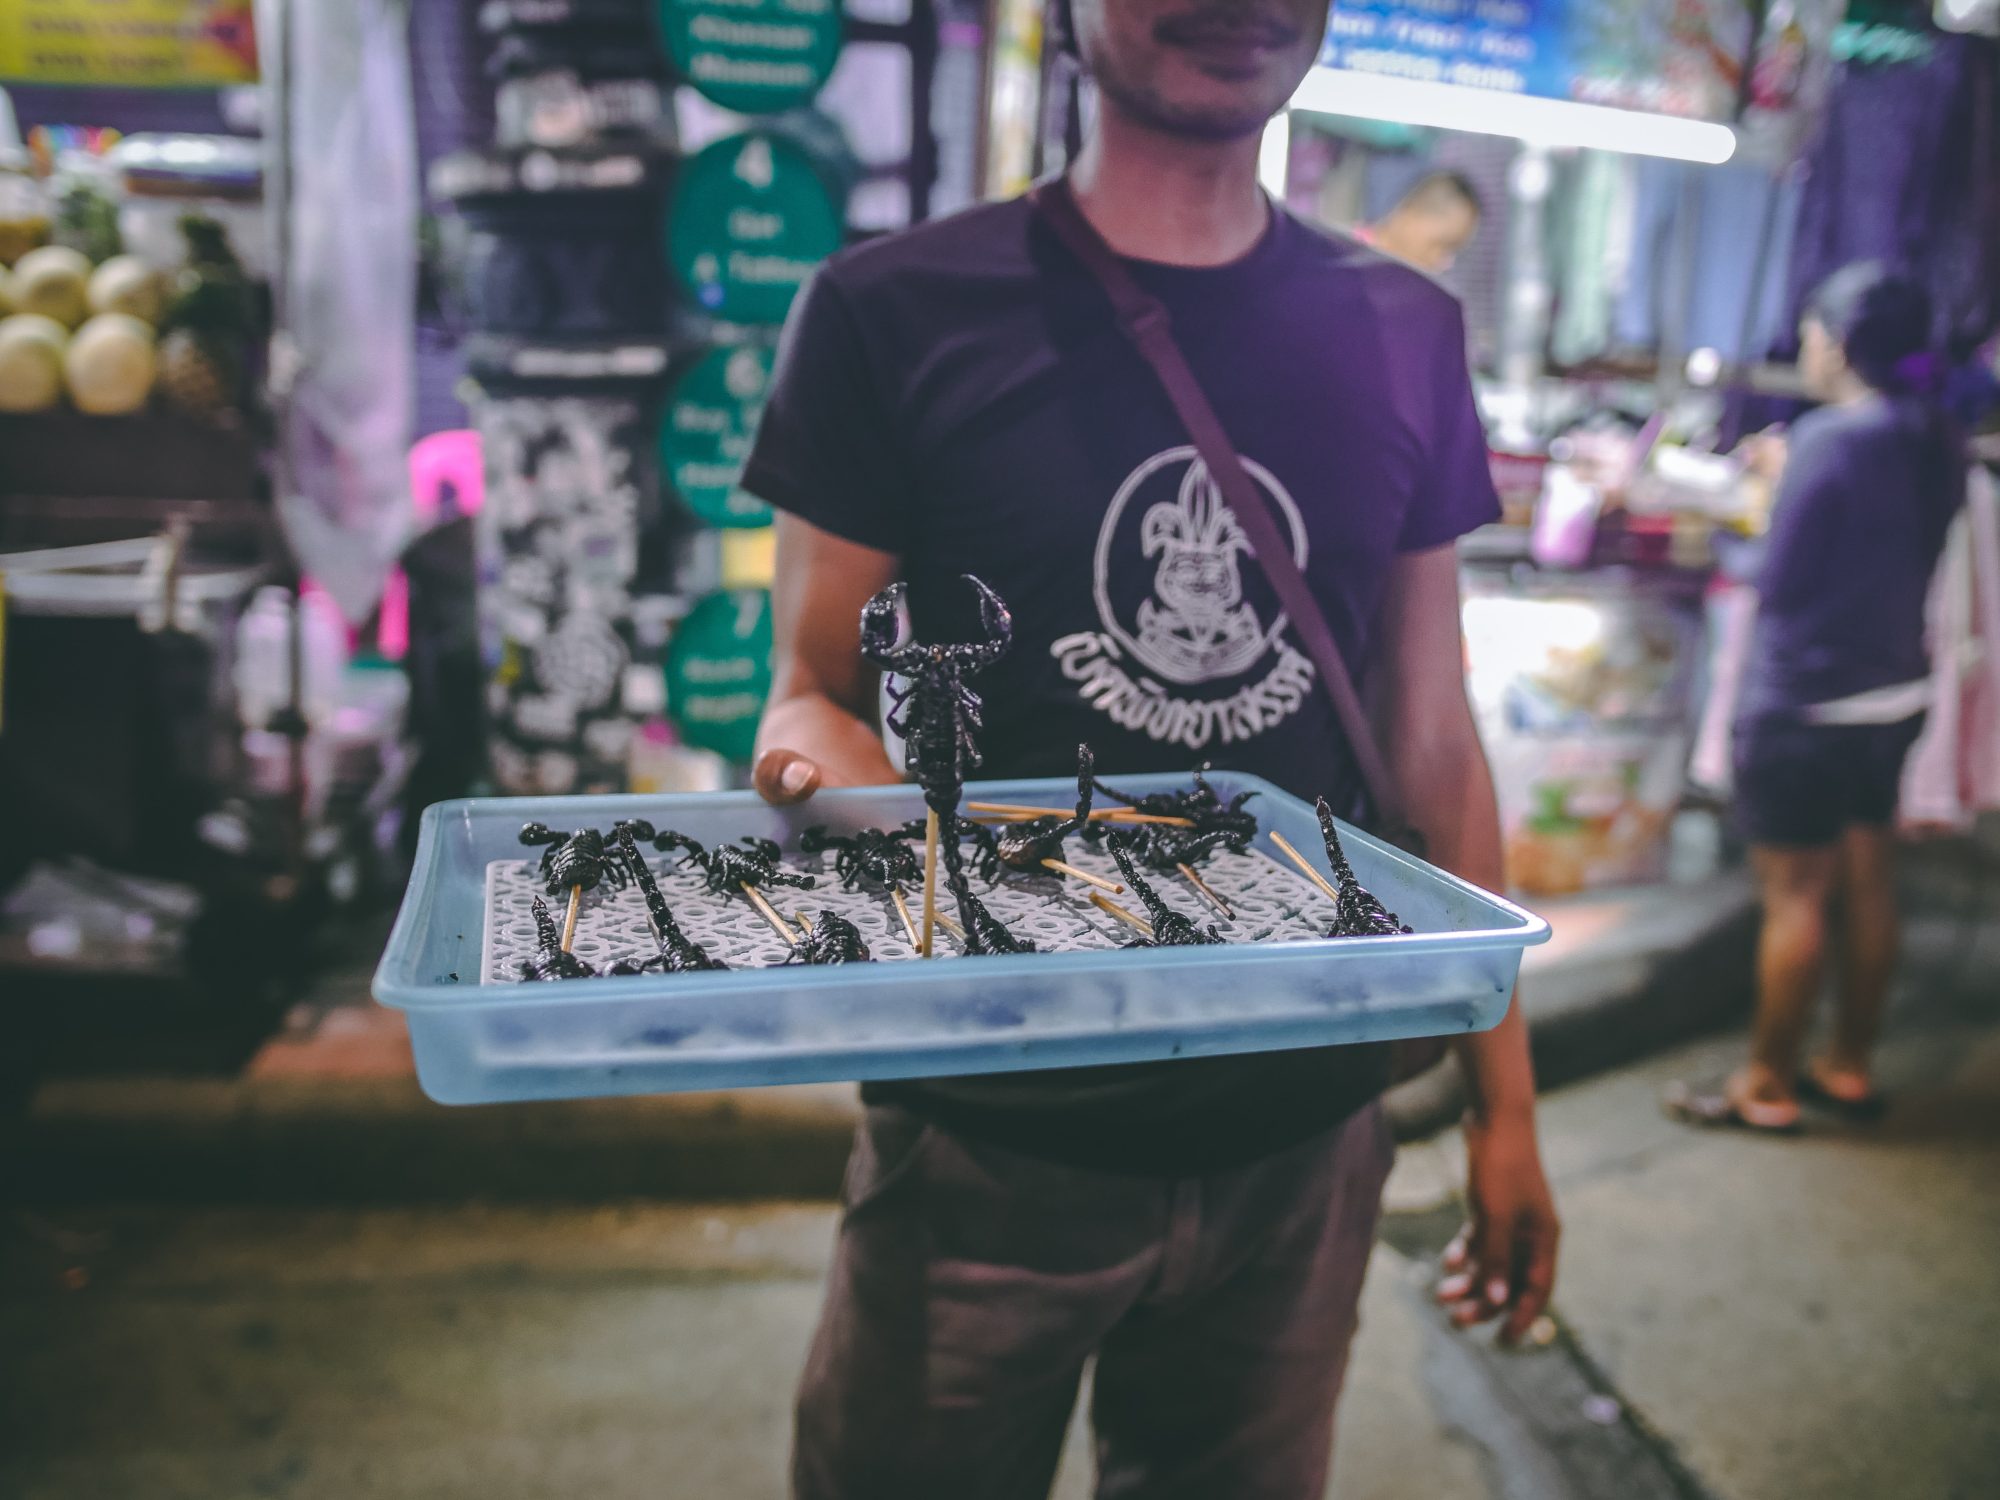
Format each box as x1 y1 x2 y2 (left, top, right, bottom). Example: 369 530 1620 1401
752 513 905 803
1375 544 1560 1344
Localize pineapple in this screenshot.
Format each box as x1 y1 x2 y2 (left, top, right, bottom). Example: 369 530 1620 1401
157 214 255 420
158 326 233 416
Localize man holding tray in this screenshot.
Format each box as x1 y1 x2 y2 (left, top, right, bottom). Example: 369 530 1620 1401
747 1 1559 1494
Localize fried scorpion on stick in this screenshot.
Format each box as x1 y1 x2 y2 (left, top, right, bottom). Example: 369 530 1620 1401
860 573 1013 954
1106 834 1226 947
602 820 727 974
519 895 598 980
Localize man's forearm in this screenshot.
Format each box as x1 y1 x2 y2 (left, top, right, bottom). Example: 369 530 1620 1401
1402 733 1540 1125
757 690 901 787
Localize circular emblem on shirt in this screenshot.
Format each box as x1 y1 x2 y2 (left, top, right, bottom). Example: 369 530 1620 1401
1092 445 1309 686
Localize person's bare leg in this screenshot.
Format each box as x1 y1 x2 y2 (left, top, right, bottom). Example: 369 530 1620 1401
1731 844 1842 1120
1814 823 1898 1099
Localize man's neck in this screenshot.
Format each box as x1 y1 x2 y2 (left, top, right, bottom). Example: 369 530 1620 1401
1066 104 1270 267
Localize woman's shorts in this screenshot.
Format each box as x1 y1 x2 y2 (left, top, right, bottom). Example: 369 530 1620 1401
1733 714 1925 848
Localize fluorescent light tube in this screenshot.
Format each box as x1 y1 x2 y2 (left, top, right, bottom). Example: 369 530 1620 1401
1290 67 1738 164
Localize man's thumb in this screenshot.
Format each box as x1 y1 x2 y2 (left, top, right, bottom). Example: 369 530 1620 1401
754 748 822 805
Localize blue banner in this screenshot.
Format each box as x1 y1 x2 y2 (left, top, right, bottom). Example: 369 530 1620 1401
1318 0 1754 122
1321 0 1572 98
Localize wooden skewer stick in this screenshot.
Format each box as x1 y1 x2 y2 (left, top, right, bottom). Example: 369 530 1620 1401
1177 862 1233 919
1268 831 1342 906
935 911 966 941
1088 890 1154 939
741 882 800 943
965 801 1196 827
889 886 920 948
920 809 940 959
1040 859 1123 894
559 884 584 952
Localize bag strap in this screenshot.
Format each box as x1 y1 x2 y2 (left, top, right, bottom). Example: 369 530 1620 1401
1027 177 1419 847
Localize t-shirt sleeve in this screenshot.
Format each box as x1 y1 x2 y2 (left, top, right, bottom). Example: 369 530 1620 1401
738 266 911 553
1397 301 1502 552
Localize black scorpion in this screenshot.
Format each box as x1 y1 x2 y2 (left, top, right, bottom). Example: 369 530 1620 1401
783 910 873 966
519 822 629 896
1106 835 1225 947
652 831 817 896
993 745 1097 873
1110 822 1247 873
1086 765 1259 844
603 820 727 973
800 824 922 892
518 896 598 980
861 574 1017 952
1316 798 1410 937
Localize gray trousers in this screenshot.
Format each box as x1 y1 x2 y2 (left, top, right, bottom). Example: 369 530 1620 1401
793 1099 1395 1500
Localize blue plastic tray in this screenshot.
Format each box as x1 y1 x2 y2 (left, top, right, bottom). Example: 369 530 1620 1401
373 772 1549 1103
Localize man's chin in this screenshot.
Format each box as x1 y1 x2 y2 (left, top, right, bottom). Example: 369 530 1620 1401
1127 94 1280 142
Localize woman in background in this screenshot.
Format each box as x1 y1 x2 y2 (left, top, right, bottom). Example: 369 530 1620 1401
1670 263 1964 1132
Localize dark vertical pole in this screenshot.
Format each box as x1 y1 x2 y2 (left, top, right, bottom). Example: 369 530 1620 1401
908 0 942 223
263 0 311 890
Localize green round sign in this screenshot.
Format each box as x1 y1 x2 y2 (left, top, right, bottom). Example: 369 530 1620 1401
661 344 775 528
657 0 844 114
667 131 844 325
665 588 773 763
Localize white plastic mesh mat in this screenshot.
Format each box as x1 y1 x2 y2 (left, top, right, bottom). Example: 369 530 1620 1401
481 835 1346 983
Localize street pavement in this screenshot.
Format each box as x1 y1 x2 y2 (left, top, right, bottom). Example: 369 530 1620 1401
3 916 1996 1499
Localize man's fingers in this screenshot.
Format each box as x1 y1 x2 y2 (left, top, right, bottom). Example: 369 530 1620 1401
1500 1224 1561 1345
1471 1212 1515 1315
753 748 822 806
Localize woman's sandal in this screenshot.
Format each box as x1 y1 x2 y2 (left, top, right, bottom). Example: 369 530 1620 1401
1661 1081 1804 1135
1796 1067 1890 1122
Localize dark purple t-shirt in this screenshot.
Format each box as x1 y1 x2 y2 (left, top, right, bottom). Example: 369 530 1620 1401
1740 394 1963 721
743 194 1499 1173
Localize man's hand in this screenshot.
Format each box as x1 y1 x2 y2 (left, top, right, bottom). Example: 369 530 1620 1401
752 515 903 806
1437 1109 1561 1344
754 747 824 805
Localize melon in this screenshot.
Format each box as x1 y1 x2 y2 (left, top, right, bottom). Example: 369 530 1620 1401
88 254 165 325
12 245 93 328
0 313 70 412
65 313 156 415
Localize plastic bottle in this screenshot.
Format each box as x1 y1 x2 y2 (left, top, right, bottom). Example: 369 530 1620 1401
234 584 347 729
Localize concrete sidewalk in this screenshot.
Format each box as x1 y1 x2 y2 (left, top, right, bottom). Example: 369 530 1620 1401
8 873 1757 1204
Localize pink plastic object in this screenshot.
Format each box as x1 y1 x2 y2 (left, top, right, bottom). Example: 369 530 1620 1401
377 430 484 660
1529 467 1604 569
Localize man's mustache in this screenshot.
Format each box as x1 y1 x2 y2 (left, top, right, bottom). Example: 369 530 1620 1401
1153 6 1305 49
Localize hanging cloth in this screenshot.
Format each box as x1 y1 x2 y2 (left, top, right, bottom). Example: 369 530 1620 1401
1903 464 2000 831
261 0 420 624
1784 31 1999 356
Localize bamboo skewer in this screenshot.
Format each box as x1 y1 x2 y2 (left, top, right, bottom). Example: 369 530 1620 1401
889 887 920 948
1041 859 1122 893
559 885 584 952
920 810 940 958
1177 862 1233 919
935 911 965 941
741 882 801 943
1268 831 1342 906
1089 890 1154 939
966 801 1195 827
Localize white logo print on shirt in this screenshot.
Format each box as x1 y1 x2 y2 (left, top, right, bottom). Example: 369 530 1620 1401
1052 445 1317 752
